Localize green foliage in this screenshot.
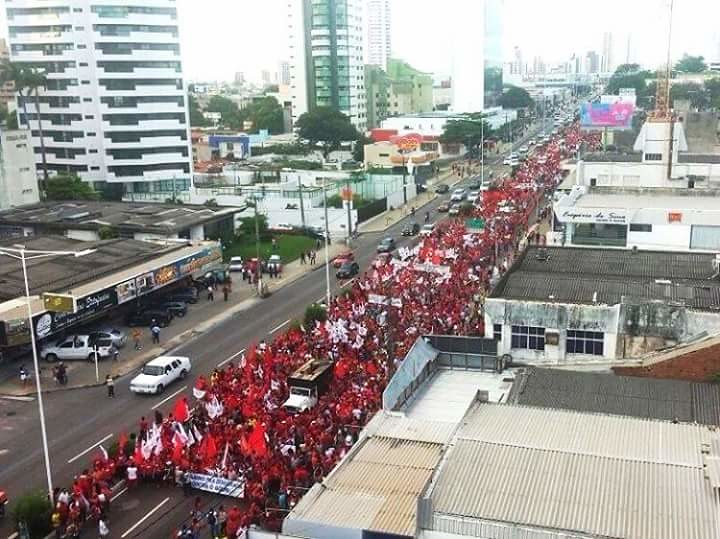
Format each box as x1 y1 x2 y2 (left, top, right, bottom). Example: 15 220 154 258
45 174 99 201
206 95 244 129
498 86 534 109
304 303 328 328
98 225 118 240
353 134 373 162
189 94 211 127
0 104 18 129
282 159 323 170
606 69 653 97
238 214 268 236
440 118 493 156
12 491 52 538
203 95 285 134
223 233 315 264
706 77 720 108
295 107 359 158
670 82 708 108
613 63 641 75
204 198 219 207
675 54 706 73
252 142 310 156
326 193 369 209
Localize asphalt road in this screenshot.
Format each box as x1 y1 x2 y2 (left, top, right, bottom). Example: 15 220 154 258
0 123 545 538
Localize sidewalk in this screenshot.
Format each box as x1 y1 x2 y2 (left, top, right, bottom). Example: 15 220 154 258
0 242 348 397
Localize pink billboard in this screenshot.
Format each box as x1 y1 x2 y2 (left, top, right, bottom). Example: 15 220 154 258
579 102 635 129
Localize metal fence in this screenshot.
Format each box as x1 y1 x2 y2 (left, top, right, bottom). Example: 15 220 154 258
357 198 387 223
382 337 438 411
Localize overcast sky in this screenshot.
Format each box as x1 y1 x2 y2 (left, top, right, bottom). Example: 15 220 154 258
2 0 720 83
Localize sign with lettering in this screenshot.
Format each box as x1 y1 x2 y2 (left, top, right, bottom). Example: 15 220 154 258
177 247 222 277
34 287 118 339
557 208 628 225
153 264 178 287
368 293 389 305
186 473 244 498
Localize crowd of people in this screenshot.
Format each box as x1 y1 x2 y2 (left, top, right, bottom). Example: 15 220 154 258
49 125 599 538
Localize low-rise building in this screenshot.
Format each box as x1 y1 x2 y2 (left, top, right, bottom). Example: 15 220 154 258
553 186 720 251
0 201 241 243
0 235 222 347
485 245 720 363
0 129 39 210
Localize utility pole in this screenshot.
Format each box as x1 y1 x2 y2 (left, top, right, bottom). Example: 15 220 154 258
253 192 263 296
298 179 306 230
323 183 331 306
345 176 353 243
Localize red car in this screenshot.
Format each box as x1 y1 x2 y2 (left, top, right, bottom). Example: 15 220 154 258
333 251 354 268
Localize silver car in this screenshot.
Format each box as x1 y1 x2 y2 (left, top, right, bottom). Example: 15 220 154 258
88 328 127 348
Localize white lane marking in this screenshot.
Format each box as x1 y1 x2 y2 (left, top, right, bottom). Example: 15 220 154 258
217 348 245 368
111 487 128 502
0 395 35 402
269 319 290 334
151 385 187 410
67 433 113 464
120 496 170 538
340 278 355 288
8 532 19 539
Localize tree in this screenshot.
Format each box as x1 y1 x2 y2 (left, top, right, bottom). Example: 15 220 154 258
352 134 373 162
0 60 49 183
188 94 210 127
705 77 720 108
439 118 492 157
243 96 284 134
670 82 708 109
613 63 641 75
45 173 99 200
606 70 653 97
12 491 52 537
206 95 244 129
0 103 18 129
675 54 706 73
498 86 533 109
295 107 359 159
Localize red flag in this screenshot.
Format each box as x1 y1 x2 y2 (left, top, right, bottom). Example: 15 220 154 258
201 433 218 465
248 423 267 457
366 361 378 376
171 435 184 465
133 441 144 463
173 397 189 423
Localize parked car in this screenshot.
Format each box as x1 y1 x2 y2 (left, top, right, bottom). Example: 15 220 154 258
420 223 435 237
166 287 198 304
434 184 450 194
265 254 283 273
125 308 173 328
450 188 466 202
88 328 127 349
437 202 450 213
336 261 360 279
468 191 480 201
448 204 461 216
270 223 294 232
40 335 116 363
130 356 191 395
149 301 187 318
402 222 420 236
333 252 354 268
468 179 481 190
229 256 244 272
377 237 396 253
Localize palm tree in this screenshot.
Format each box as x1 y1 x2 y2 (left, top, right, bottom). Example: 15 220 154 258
0 60 50 185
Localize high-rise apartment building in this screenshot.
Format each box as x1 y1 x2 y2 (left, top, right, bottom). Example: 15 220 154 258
5 1 192 195
0 129 40 210
0 40 15 110
277 61 291 86
366 0 391 71
452 0 503 113
585 51 600 74
601 32 614 73
288 0 366 132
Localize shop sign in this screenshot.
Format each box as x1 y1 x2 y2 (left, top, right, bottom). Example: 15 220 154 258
34 287 118 339
135 272 156 296
0 318 30 346
177 247 222 277
116 279 137 304
558 208 628 225
153 264 179 287
668 212 682 223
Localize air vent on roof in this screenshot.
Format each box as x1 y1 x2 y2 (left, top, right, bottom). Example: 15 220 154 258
63 212 91 221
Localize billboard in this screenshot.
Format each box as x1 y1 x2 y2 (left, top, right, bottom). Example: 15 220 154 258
580 102 635 130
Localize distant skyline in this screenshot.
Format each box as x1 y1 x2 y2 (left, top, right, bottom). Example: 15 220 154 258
1 0 719 83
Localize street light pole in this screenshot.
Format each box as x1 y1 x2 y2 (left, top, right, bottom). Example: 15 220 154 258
323 182 331 306
0 246 95 503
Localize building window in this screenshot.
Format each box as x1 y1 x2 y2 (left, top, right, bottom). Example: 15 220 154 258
77 44 87 49
511 326 545 351
567 330 604 355
493 324 502 341
644 153 662 161
590 178 597 187
629 223 652 232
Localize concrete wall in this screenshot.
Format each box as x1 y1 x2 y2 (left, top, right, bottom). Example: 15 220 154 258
66 229 100 242
613 338 720 382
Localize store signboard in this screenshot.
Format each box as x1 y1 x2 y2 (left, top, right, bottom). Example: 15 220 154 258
34 287 118 339
115 279 137 304
177 247 222 277
0 319 30 346
557 208 629 225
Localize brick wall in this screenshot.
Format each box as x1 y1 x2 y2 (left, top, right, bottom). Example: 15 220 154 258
612 340 720 382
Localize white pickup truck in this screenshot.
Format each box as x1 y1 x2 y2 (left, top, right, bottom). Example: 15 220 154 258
40 335 116 362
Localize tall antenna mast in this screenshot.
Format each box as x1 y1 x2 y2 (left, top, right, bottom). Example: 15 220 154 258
649 0 674 122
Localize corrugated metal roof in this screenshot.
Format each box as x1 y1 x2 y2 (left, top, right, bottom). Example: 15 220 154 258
458 403 713 467
431 439 720 539
365 411 458 445
288 436 444 537
508 367 720 426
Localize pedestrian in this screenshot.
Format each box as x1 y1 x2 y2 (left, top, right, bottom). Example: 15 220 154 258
300 251 306 265
315 238 321 250
126 461 138 488
151 323 161 344
98 516 110 538
207 285 214 301
105 375 114 398
217 506 227 536
182 470 192 496
19 365 29 386
131 327 142 350
206 508 218 538
223 283 230 302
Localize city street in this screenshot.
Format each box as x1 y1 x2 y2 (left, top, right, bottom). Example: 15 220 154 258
0 126 541 539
